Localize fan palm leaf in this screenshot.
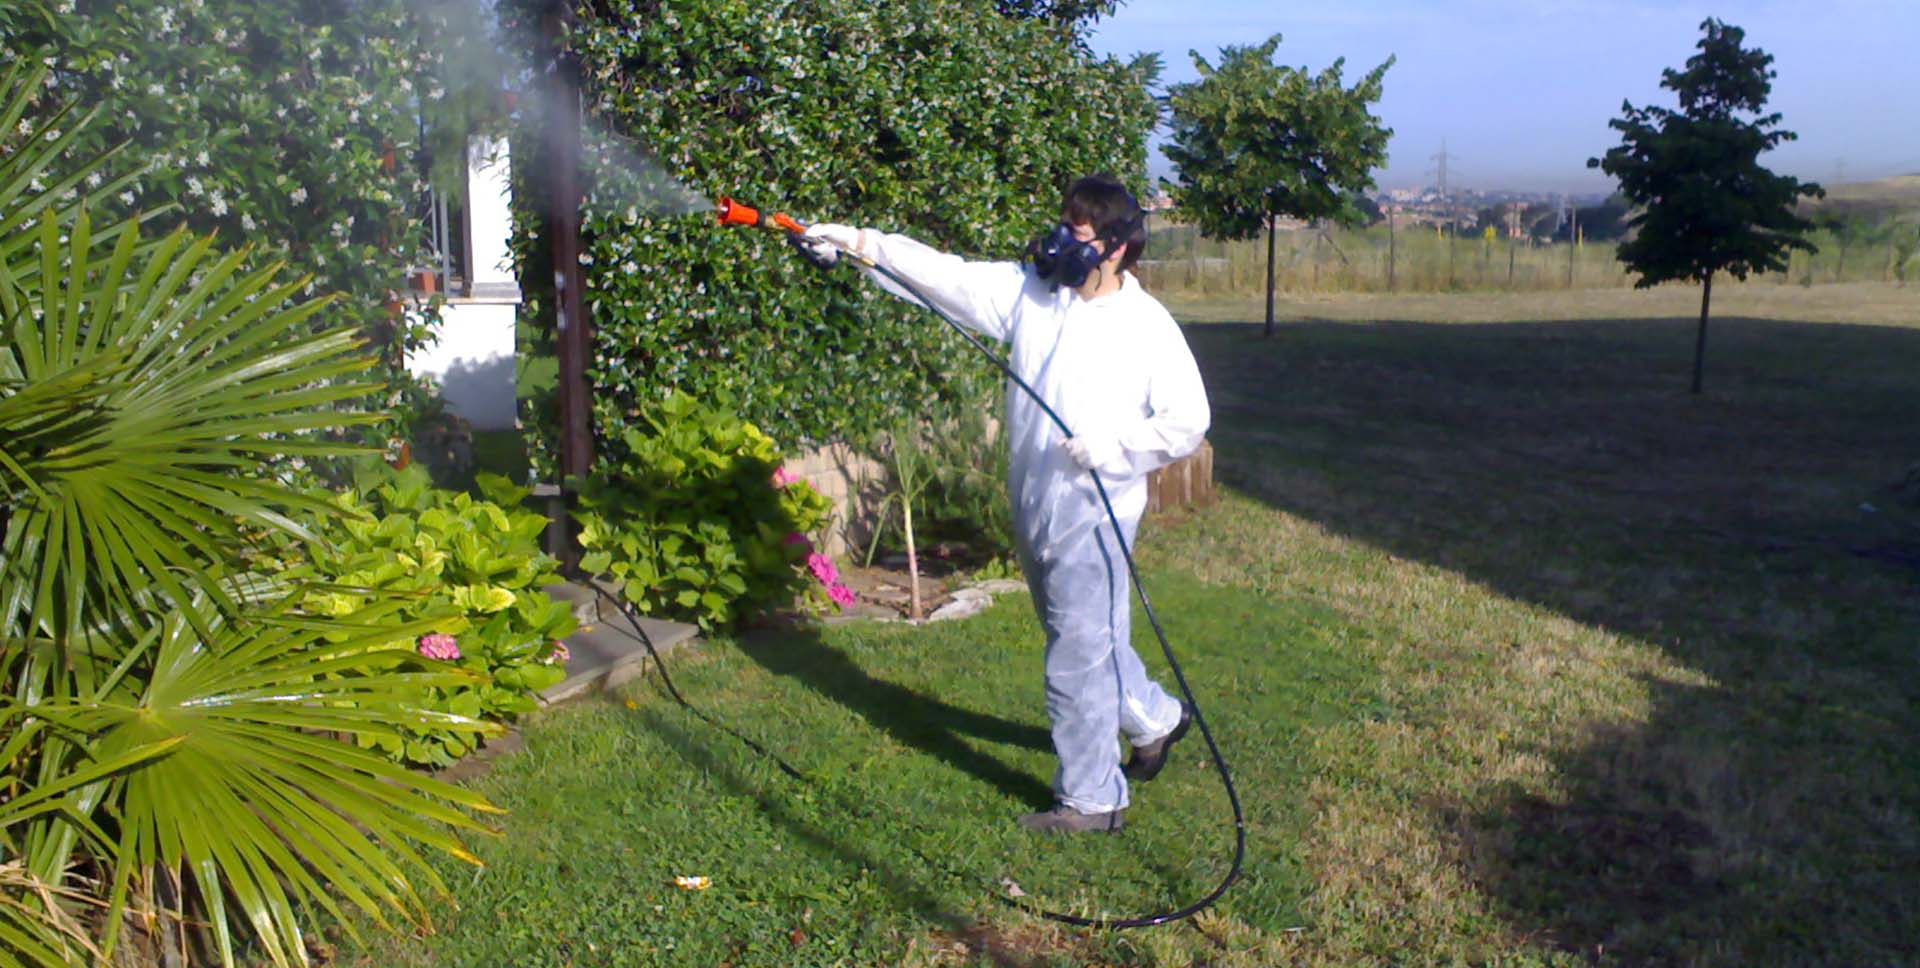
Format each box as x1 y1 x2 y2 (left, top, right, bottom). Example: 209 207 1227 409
20 597 503 967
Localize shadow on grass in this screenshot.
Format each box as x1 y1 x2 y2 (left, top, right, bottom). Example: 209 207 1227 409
1188 314 1920 962
732 627 1056 810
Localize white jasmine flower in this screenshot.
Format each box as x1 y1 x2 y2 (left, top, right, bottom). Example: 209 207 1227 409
119 190 136 205
196 149 209 166
185 176 204 196
148 83 164 96
289 187 307 204
210 195 227 216
240 213 256 231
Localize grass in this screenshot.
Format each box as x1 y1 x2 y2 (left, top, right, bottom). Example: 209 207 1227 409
342 282 1919 966
342 583 1377 967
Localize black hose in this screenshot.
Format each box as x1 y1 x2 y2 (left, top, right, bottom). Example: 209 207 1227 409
583 236 1244 931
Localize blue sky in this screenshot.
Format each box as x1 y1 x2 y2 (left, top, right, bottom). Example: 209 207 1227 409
1085 0 1920 195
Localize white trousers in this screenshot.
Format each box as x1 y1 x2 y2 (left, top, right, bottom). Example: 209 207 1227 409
1019 514 1183 814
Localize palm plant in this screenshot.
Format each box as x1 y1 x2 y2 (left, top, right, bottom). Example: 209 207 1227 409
1 59 505 967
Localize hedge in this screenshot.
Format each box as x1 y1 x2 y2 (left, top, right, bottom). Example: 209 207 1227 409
500 0 1158 473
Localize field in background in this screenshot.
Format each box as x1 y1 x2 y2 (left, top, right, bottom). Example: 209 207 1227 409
1138 205 1920 299
1159 279 1919 329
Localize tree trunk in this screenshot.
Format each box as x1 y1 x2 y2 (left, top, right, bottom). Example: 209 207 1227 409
1691 271 1713 395
1264 214 1277 338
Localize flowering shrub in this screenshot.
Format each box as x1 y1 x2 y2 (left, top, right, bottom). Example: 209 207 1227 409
499 0 1158 475
575 392 839 629
260 462 578 768
0 0 488 423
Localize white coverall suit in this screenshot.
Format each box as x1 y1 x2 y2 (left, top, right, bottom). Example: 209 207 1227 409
856 231 1212 814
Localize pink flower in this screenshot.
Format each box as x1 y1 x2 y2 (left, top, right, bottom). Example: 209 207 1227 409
806 552 839 586
771 467 800 488
784 531 813 551
827 583 857 609
418 633 461 661
546 641 570 665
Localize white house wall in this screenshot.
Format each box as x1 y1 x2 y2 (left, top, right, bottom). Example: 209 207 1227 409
406 135 519 432
407 301 517 430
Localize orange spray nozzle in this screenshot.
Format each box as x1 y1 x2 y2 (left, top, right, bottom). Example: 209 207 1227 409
716 197 808 235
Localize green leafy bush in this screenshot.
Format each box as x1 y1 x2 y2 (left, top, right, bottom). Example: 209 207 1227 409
575 392 843 630
265 463 578 768
500 0 1158 474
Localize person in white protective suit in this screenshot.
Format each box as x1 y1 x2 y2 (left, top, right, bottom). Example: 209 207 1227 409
798 174 1211 833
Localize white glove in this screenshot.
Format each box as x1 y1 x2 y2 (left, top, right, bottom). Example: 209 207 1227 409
795 223 865 267
1060 434 1123 473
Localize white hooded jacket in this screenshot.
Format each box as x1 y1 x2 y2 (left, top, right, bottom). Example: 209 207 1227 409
857 231 1211 560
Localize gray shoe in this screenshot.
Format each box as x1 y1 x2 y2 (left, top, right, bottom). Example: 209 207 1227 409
1123 701 1193 782
1017 805 1125 834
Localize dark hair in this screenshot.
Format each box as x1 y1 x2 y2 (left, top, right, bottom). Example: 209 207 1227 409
1061 173 1147 273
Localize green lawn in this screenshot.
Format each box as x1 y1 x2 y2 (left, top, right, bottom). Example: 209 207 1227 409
341 284 1919 966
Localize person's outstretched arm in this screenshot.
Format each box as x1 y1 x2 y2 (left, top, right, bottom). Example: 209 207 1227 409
802 224 1025 342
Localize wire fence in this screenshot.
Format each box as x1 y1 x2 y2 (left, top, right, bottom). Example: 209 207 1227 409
1135 221 1920 298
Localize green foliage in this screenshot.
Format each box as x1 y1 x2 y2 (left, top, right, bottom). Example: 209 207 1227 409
0 68 499 968
994 0 1126 35
0 66 383 648
11 597 503 968
260 463 577 769
1164 34 1394 239
866 396 1017 563
574 393 835 630
1588 18 1824 288
500 0 1157 473
0 0 466 410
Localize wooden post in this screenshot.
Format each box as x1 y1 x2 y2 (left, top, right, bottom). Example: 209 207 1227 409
543 3 592 568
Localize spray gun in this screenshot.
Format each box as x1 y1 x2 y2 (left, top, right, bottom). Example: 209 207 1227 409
715 197 872 269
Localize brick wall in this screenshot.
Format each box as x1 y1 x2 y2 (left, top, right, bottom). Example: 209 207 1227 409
784 441 890 559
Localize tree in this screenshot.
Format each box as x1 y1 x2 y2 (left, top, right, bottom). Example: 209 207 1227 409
1163 34 1392 337
1589 18 1822 393
995 0 1124 36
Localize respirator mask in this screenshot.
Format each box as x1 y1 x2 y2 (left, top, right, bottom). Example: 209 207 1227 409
1026 223 1116 289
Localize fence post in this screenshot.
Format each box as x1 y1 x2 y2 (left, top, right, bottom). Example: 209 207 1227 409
1387 207 1396 293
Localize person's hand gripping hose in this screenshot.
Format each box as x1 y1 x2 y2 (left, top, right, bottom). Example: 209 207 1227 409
1060 433 1122 473
792 223 864 268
